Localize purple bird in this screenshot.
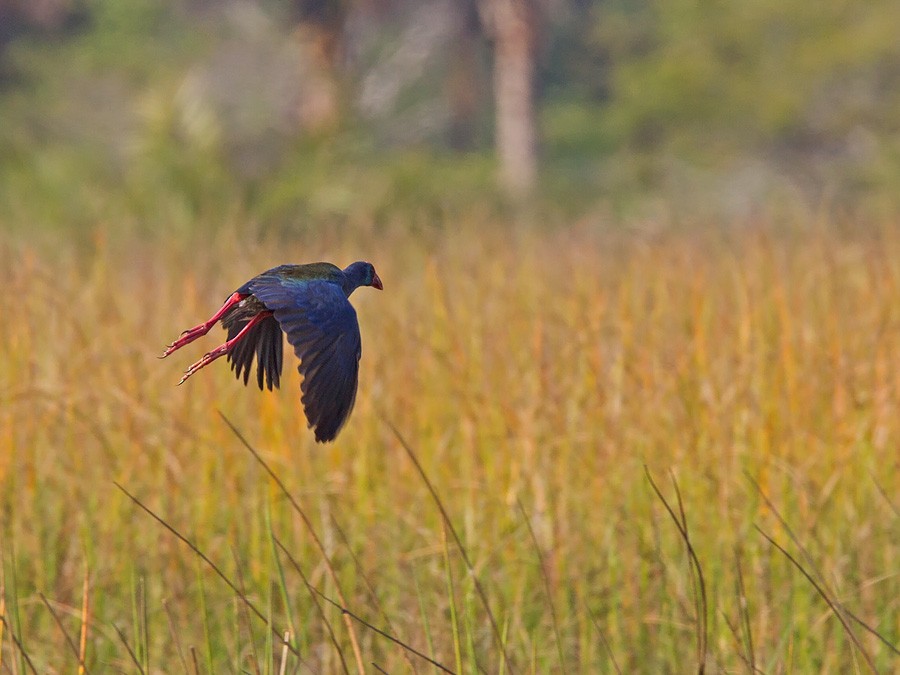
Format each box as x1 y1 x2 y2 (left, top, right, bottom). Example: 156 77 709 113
161 261 383 442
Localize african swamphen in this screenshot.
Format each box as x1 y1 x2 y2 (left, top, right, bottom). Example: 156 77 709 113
161 261 383 442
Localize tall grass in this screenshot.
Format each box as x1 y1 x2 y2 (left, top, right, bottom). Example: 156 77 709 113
0 217 898 671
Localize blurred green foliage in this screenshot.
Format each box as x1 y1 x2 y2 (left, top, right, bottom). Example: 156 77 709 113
601 1 900 161
1 0 899 236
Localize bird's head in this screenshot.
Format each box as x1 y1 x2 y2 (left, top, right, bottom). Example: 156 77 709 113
343 261 383 294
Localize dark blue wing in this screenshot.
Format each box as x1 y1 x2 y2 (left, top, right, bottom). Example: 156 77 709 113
249 275 361 442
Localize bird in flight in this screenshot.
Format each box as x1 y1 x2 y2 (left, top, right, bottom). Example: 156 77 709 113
161 261 383 442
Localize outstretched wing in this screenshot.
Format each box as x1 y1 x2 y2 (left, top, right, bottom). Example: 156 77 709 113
249 275 362 443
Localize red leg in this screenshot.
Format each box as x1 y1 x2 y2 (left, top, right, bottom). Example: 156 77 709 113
160 292 247 358
178 311 272 385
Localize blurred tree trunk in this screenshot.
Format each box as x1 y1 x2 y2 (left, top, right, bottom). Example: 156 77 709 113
0 0 77 48
447 0 483 150
0 0 73 28
483 0 539 198
290 0 346 132
0 0 81 82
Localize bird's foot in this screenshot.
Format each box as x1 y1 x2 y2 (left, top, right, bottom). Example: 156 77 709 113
175 309 272 385
178 343 230 385
159 292 247 358
160 326 211 358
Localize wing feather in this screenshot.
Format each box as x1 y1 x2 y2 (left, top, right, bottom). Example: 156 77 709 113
225 315 284 391
249 275 362 442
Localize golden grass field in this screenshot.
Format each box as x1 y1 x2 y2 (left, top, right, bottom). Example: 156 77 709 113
0 218 898 672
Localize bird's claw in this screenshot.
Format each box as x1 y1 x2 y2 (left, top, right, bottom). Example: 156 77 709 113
160 292 248 371
177 347 227 385
160 328 208 358
178 366 199 386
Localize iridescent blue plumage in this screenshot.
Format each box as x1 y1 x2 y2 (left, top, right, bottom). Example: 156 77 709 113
161 261 383 442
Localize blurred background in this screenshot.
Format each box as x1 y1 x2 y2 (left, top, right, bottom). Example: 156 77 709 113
2 0 900 235
2 2 900 671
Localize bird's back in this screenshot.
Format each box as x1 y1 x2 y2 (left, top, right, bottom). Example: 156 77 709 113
269 263 343 283
233 263 343 297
